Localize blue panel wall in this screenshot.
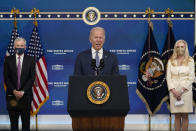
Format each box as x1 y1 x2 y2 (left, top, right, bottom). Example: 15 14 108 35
0 0 194 114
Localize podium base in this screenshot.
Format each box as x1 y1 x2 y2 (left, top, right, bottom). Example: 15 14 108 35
72 116 125 131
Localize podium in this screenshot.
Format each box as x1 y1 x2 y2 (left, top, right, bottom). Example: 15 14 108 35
68 75 130 131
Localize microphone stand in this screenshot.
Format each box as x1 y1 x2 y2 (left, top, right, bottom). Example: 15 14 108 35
91 59 104 76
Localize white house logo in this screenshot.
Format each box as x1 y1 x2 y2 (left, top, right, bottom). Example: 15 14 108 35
52 100 64 106
47 49 74 55
119 65 130 71
52 65 64 70
110 49 136 55
82 7 101 25
48 81 68 87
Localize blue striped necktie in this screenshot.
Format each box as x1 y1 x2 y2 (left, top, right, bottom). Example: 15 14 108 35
95 51 100 67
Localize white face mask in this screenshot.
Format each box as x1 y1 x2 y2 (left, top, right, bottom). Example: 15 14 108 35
176 48 185 56
176 43 186 56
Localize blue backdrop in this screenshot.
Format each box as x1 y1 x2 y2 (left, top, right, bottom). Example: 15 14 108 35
0 0 194 115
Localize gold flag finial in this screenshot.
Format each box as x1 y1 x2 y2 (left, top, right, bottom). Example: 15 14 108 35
11 8 20 28
165 8 173 18
165 8 173 27
31 8 40 27
145 8 154 23
145 8 154 30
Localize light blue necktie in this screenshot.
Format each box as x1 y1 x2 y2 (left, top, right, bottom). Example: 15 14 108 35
95 51 100 67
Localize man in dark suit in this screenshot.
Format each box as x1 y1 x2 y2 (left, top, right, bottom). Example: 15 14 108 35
4 37 35 131
74 27 119 75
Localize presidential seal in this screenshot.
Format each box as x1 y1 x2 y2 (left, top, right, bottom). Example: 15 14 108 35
82 7 101 25
87 81 110 104
139 54 165 90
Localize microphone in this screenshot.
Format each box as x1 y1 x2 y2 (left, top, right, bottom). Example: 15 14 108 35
91 59 104 76
91 59 96 70
99 59 104 70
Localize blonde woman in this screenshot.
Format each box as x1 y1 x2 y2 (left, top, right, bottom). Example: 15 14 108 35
166 40 195 131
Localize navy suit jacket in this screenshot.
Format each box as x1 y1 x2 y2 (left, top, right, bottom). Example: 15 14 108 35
74 49 119 75
4 54 35 109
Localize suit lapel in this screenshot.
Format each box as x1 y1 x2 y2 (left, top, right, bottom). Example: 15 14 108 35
100 50 108 75
12 55 17 77
87 49 94 75
20 55 26 79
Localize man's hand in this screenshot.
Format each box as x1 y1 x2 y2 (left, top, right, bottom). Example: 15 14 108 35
19 91 24 98
13 89 21 100
13 90 24 100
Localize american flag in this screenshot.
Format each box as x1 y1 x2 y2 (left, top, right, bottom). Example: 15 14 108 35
27 26 49 115
4 27 19 91
6 27 19 56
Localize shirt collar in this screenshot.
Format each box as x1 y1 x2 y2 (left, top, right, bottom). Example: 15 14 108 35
91 47 103 54
16 53 24 59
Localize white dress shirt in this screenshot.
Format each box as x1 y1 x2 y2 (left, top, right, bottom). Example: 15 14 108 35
91 48 103 60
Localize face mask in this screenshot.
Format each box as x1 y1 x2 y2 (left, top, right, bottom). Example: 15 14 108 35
176 47 185 56
15 48 25 55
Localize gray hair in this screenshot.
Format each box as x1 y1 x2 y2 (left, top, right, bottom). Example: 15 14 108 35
14 37 26 46
89 27 105 38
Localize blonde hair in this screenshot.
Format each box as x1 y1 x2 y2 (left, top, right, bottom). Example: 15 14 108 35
170 39 191 66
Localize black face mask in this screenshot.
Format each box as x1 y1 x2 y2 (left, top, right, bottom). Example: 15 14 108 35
15 48 25 55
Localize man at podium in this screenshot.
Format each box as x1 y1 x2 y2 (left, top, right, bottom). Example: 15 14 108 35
74 26 119 76
70 27 128 131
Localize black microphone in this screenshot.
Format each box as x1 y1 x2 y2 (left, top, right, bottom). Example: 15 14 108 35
99 59 104 70
92 59 104 76
91 59 96 70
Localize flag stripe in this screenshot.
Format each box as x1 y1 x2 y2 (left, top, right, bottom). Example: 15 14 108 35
40 57 48 79
32 96 38 109
27 26 49 116
33 85 43 103
36 67 47 99
37 60 48 88
32 88 40 107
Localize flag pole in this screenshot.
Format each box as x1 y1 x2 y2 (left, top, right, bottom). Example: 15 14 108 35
145 8 154 131
36 114 38 131
165 8 173 131
11 8 20 29
148 114 151 131
145 8 154 57
31 8 40 131
31 8 39 28
169 113 172 131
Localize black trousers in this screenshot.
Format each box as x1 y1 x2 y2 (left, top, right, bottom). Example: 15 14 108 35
8 109 30 131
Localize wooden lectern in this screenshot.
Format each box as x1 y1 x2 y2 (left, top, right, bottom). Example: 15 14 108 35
68 75 130 131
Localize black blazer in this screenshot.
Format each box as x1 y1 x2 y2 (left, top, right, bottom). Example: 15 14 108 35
4 54 36 109
74 49 119 76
